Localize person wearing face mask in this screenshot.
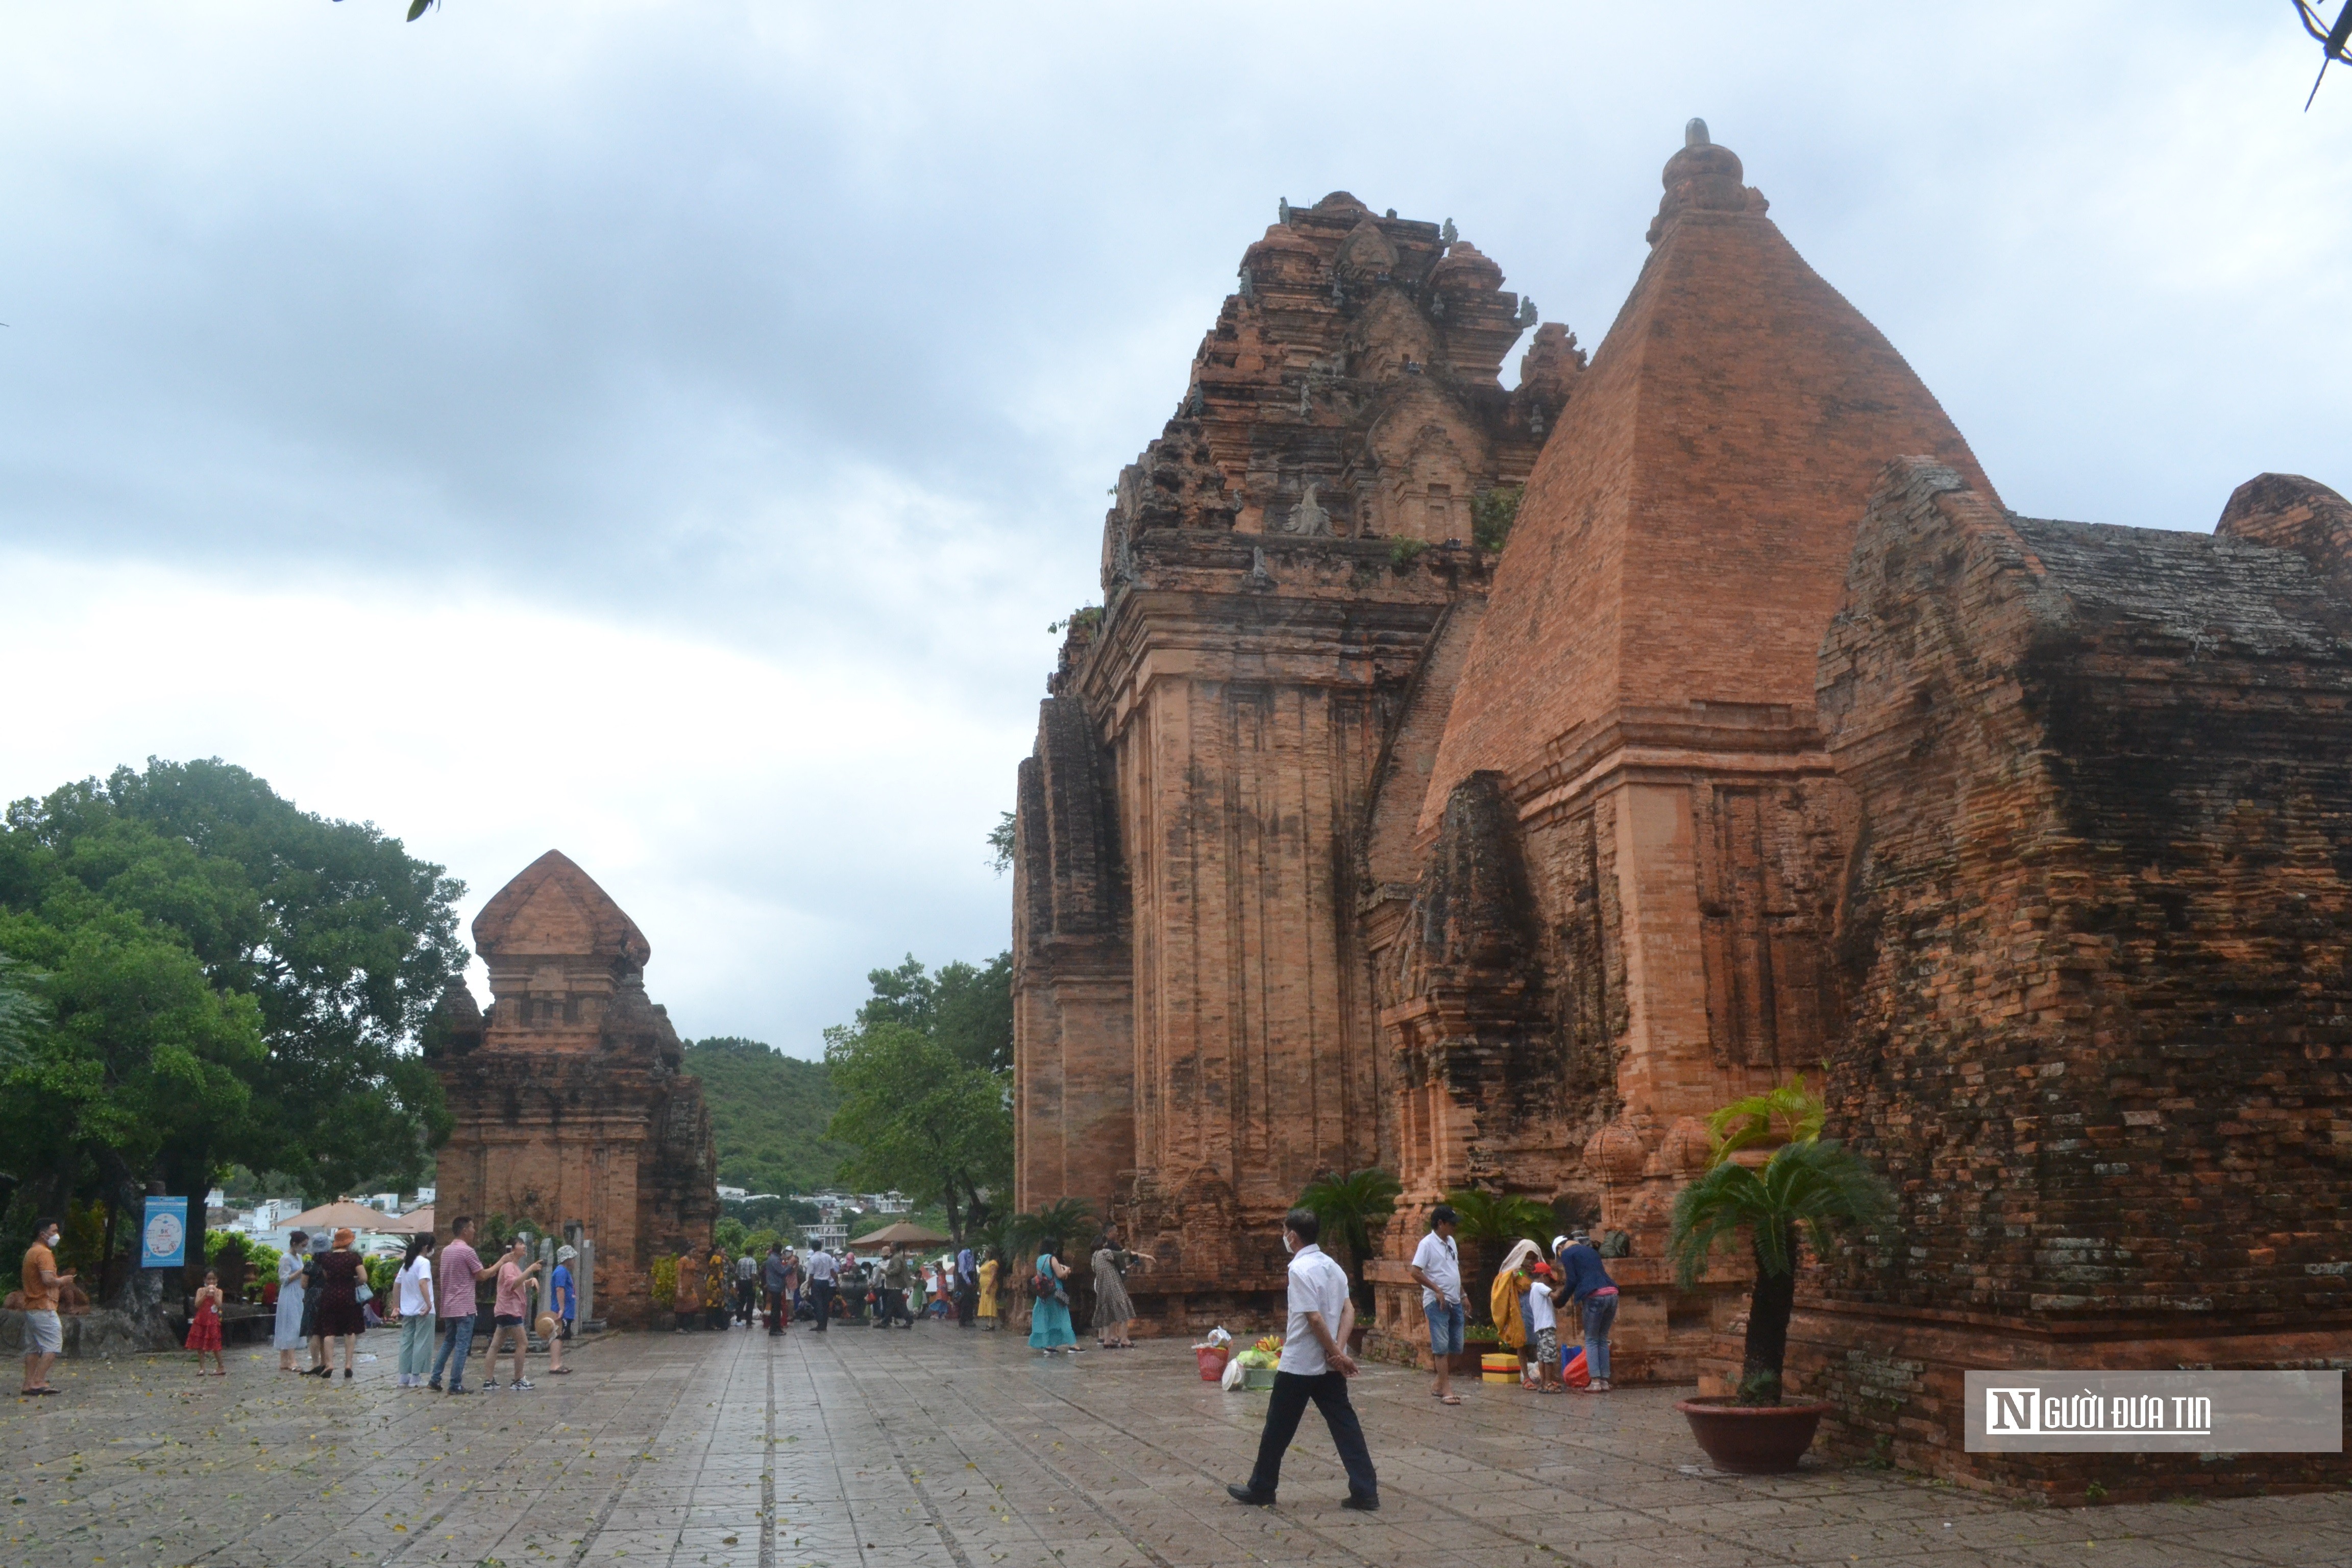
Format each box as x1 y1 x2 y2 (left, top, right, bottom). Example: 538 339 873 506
1226 1207 1378 1511
19 1217 73 1396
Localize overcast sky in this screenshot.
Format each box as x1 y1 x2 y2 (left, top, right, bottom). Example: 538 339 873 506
4 3 2346 1057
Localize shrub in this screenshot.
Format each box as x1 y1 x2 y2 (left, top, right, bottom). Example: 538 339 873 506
1389 538 1429 570
1472 486 1522 553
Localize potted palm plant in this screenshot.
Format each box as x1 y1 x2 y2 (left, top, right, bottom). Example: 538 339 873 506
1668 1076 1892 1474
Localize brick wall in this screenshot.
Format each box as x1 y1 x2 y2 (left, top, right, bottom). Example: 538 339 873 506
1796 458 2352 1495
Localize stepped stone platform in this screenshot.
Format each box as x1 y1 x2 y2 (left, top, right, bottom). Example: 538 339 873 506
4 1322 2347 1566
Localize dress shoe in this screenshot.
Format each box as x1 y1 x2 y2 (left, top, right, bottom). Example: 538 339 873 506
1342 1494 1380 1511
1226 1484 1275 1506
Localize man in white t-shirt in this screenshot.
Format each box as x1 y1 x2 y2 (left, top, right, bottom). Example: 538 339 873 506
804 1246 838 1332
1226 1208 1378 1511
1410 1204 1464 1405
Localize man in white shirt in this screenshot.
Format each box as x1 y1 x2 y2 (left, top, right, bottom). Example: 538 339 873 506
1226 1208 1379 1511
1410 1204 1464 1405
804 1246 838 1332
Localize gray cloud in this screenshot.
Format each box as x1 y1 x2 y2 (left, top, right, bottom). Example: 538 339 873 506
3 1 2346 1050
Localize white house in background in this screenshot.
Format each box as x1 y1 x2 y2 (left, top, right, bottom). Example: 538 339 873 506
801 1219 847 1254
717 1185 747 1200
242 1198 304 1235
414 1187 436 1205
865 1192 912 1214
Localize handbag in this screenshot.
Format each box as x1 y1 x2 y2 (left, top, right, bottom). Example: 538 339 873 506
355 1283 374 1304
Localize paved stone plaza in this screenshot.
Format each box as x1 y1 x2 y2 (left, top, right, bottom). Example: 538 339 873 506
5 1324 2347 1568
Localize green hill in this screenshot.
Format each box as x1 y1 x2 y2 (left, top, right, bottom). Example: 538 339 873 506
681 1038 848 1194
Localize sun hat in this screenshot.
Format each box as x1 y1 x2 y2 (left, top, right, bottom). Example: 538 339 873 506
535 1311 558 1340
556 1244 577 1262
333 1228 355 1247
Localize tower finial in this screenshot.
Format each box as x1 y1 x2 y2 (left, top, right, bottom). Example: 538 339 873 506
1685 117 1710 148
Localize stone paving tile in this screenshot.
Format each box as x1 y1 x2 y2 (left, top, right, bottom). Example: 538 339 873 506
5 1326 2349 1566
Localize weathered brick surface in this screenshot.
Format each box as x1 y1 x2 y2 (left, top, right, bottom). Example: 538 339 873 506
1009 129 2352 1439
1424 133 1990 826
1014 195 1561 1322
430 851 718 1326
1360 129 1982 1368
1792 459 2352 1495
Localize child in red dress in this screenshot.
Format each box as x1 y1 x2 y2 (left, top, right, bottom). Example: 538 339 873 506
187 1269 226 1376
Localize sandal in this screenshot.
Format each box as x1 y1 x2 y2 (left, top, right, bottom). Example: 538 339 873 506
1438 1394 1462 1405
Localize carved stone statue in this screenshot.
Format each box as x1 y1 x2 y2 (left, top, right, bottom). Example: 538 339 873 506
1293 482 1331 537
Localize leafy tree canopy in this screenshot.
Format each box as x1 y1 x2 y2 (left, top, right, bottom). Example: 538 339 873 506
853 952 1013 1076
824 952 1015 1245
0 758 465 1262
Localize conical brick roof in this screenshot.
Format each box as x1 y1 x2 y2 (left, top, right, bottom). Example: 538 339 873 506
1423 126 1992 827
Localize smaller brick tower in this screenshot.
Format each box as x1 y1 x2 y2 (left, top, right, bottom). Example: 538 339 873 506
428 850 718 1327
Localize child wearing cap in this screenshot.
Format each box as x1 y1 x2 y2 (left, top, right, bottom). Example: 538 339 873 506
1525 1263 1562 1393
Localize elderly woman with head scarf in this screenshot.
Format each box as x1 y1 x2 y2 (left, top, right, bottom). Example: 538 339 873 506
1489 1239 1541 1384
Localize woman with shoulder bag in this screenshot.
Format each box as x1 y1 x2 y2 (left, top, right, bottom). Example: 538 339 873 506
313 1229 369 1380
1026 1240 1079 1356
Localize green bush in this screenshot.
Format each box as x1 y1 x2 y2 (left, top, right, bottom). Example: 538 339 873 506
1472 486 1522 553
1389 537 1429 570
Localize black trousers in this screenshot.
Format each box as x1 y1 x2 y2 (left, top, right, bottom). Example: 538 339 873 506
810 1280 834 1330
1247 1370 1378 1502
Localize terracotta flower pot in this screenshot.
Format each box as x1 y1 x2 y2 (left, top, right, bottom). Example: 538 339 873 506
1674 1396 1829 1474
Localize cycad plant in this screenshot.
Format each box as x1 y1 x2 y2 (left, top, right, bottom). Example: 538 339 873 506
1707 1070 1825 1161
1442 1187 1558 1324
1009 1197 1098 1266
967 1211 1012 1265
1298 1167 1401 1311
1669 1088 1893 1406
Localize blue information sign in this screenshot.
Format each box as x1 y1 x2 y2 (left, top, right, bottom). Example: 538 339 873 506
142 1196 188 1269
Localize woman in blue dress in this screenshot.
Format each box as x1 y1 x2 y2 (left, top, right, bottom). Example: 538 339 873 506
1027 1247 1077 1354
274 1230 310 1372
